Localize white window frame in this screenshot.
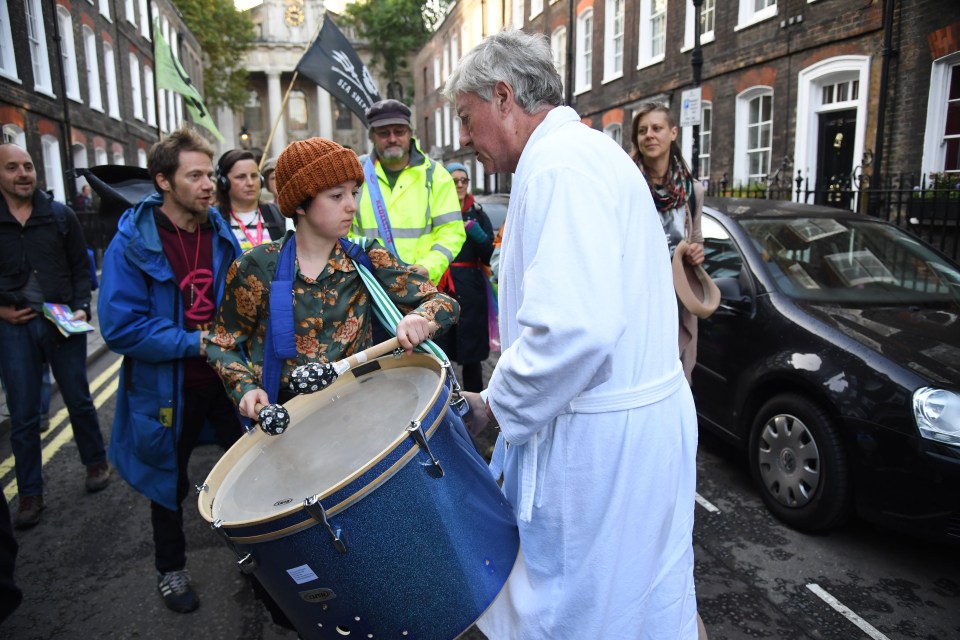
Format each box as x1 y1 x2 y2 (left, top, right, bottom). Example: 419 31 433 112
41 135 65 202
512 0 524 28
57 8 82 102
602 0 624 83
604 123 622 147
452 115 460 151
98 0 111 20
575 9 593 95
72 143 87 193
137 148 148 168
129 53 144 121
442 46 449 83
450 35 459 70
158 88 168 132
682 0 715 51
2 124 26 147
736 0 777 32
26 0 54 95
144 65 156 126
551 26 567 96
922 51 960 179
95 147 107 166
638 0 667 69
681 100 712 179
433 55 441 90
82 26 103 111
794 55 870 199
472 5 482 50
530 0 543 20
113 151 125 166
139 0 150 39
443 102 451 147
734 87 774 186
103 42 120 119
0 0 19 81
125 0 136 25
433 108 441 149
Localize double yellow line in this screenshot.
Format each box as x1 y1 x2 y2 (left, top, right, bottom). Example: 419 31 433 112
2 358 122 501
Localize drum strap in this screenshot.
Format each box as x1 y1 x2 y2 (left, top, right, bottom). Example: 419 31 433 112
262 235 300 403
340 239 448 362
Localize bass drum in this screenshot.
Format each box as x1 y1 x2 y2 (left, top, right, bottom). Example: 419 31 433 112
198 353 519 639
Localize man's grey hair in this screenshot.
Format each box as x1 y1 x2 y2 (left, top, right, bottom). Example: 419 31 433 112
442 29 563 114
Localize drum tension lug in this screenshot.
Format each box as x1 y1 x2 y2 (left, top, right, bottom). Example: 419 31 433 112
391 347 403 359
236 553 258 574
195 482 209 494
304 496 347 554
212 519 258 574
443 362 471 418
407 420 444 478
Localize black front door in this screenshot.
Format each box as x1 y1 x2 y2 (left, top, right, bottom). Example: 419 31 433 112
815 110 857 209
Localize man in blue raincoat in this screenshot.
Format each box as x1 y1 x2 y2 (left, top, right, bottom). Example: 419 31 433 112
98 126 243 614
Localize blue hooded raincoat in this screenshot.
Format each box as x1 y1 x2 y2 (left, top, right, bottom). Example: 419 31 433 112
98 193 242 510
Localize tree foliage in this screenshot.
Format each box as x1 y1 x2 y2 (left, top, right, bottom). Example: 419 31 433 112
175 0 256 111
343 0 451 88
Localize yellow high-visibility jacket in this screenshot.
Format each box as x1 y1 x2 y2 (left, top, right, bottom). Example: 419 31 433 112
353 140 465 284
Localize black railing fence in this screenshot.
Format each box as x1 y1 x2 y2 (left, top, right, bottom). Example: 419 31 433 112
703 171 960 262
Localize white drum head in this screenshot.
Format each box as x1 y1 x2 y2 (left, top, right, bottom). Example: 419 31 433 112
210 358 442 524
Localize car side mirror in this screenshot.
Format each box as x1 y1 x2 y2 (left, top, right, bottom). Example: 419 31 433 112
714 275 752 311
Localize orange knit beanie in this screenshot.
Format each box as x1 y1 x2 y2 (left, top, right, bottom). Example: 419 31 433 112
275 137 364 217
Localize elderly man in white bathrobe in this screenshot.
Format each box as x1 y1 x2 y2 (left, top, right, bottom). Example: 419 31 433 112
442 30 702 639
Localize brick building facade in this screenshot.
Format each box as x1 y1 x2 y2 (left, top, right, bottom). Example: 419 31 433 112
416 0 960 203
1 0 206 214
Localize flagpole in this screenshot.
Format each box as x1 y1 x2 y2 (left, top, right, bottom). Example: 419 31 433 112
258 15 327 171
148 7 164 141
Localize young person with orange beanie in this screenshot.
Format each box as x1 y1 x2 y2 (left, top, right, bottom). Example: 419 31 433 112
205 137 458 418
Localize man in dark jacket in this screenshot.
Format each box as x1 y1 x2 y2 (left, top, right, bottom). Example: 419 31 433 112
98 126 243 614
0 143 111 530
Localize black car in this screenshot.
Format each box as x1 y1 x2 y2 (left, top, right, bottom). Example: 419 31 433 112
693 197 960 543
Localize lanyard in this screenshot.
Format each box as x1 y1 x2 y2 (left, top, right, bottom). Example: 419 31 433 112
231 209 264 248
362 157 400 257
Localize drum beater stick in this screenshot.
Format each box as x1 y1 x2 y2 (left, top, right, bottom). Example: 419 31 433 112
254 323 438 436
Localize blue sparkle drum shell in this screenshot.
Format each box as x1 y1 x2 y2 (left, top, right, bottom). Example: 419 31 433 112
198 353 519 639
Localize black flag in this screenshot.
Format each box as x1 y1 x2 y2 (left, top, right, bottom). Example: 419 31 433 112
296 15 382 126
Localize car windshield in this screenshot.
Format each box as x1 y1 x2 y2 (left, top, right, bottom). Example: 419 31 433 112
740 217 960 304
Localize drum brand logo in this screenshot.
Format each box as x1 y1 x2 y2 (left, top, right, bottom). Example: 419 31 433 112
274 498 293 507
300 587 337 603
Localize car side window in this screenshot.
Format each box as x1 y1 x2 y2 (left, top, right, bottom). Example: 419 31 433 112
701 215 743 279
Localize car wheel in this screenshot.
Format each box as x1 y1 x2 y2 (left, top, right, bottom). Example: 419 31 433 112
748 393 851 532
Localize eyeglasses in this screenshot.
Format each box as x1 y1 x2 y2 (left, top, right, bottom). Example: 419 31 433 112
372 126 411 139
453 178 470 186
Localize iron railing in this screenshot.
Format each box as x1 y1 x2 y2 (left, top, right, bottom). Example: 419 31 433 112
703 171 960 262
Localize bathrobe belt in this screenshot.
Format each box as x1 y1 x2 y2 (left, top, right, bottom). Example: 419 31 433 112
490 362 686 522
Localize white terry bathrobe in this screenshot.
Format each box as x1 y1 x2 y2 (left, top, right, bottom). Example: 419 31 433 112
478 106 700 639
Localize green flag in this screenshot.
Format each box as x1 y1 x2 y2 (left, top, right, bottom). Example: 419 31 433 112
153 21 224 142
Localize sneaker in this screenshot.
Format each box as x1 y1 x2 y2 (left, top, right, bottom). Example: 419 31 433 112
85 461 112 493
12 495 44 530
158 570 199 613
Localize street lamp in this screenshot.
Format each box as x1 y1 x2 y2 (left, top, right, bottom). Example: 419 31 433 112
239 126 250 148
691 0 704 179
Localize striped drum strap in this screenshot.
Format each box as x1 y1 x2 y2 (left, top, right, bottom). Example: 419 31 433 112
350 258 447 361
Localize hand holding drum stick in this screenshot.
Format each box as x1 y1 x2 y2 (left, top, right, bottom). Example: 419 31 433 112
253 318 437 436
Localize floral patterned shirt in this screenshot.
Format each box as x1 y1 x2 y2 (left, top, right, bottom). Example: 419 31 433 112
205 233 459 406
